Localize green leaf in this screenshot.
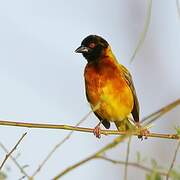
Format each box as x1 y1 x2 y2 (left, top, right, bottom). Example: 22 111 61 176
146 174 151 180
170 169 180 180
136 151 147 164
151 158 158 168
146 171 162 180
175 126 180 136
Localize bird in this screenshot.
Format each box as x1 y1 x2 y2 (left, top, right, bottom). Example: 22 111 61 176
75 35 143 138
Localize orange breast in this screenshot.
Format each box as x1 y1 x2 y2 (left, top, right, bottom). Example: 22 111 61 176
84 58 134 121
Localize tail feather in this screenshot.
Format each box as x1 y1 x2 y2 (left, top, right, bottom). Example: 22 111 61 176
115 118 135 131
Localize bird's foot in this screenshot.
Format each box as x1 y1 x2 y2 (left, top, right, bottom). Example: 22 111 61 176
93 124 101 138
135 123 150 140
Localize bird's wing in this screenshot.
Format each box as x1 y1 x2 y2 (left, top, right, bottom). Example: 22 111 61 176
119 65 140 122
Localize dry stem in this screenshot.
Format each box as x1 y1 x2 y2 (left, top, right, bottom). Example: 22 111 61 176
124 137 131 180
0 121 179 140
0 100 178 139
0 143 30 178
98 156 168 176
52 99 180 179
166 140 180 180
130 0 152 63
31 109 94 178
177 0 180 20
0 132 27 170
53 135 128 179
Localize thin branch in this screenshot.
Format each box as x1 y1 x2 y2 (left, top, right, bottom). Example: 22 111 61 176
52 99 180 179
166 140 180 180
53 135 128 179
142 99 180 125
97 156 168 177
130 0 152 63
31 109 94 178
124 137 131 180
0 100 178 140
0 120 179 139
0 132 27 171
177 0 180 20
0 143 30 178
0 100 178 139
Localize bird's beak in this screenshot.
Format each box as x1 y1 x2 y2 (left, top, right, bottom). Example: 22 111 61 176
75 46 90 53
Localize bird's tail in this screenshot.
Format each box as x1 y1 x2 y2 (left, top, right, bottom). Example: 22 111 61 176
115 117 135 131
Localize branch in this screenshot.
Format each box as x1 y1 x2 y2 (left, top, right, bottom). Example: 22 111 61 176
142 99 180 125
124 137 131 180
177 0 180 20
30 99 179 178
97 156 168 177
166 140 180 180
0 121 179 139
0 100 178 139
0 100 178 140
53 135 128 179
31 109 94 178
52 99 180 179
130 0 152 63
0 132 27 171
0 143 30 178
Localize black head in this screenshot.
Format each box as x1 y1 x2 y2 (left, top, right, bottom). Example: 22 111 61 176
75 35 109 62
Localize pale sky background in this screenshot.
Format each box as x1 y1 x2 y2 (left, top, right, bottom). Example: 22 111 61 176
0 0 179 180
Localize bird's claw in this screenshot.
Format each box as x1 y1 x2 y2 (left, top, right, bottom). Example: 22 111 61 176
93 125 101 138
138 128 150 140
136 123 150 140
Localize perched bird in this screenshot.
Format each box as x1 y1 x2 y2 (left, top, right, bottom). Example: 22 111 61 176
75 35 141 138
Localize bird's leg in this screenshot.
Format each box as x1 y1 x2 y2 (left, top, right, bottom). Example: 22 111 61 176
93 120 103 138
135 122 150 140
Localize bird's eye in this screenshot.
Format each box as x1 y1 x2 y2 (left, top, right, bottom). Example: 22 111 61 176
89 43 96 48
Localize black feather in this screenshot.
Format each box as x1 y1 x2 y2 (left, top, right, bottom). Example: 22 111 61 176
94 112 111 129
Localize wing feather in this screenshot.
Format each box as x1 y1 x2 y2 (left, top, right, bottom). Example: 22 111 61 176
120 65 140 122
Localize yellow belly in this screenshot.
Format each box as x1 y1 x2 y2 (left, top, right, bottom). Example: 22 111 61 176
90 81 134 122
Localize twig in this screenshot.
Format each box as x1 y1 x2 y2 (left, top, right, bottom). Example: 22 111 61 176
52 99 180 179
130 0 152 63
142 99 180 125
177 0 180 20
0 143 30 178
0 132 27 170
1 119 180 139
97 156 168 177
124 137 131 180
0 100 178 139
0 121 179 139
53 135 128 179
166 140 180 180
31 109 94 178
